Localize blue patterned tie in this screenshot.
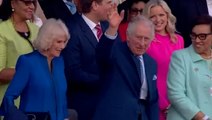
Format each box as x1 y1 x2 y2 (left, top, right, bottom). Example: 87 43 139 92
137 56 144 84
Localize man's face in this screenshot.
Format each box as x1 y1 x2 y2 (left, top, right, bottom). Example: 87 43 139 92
95 0 113 21
127 23 153 56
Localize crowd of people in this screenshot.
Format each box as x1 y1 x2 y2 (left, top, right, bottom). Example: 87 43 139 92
0 0 211 120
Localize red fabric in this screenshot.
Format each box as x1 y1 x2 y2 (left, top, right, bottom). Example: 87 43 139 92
118 22 128 42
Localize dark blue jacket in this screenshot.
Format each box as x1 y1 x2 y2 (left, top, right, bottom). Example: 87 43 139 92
62 15 108 120
93 35 159 120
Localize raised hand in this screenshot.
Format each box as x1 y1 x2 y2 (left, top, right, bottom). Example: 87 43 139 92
106 3 124 36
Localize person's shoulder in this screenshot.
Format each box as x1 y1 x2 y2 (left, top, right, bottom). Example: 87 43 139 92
55 55 64 61
143 53 156 63
174 33 184 44
19 51 37 59
175 32 183 38
175 33 184 40
66 15 83 33
0 19 15 37
172 46 190 57
17 53 31 64
0 19 10 30
15 51 38 68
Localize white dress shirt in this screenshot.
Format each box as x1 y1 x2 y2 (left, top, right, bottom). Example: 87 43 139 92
82 14 100 40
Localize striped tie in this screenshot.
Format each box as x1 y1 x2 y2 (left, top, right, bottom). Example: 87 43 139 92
95 24 102 40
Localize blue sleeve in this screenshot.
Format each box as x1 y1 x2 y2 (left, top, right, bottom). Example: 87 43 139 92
1 55 30 114
96 34 119 66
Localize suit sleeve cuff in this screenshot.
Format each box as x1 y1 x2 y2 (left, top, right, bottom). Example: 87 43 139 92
104 32 117 40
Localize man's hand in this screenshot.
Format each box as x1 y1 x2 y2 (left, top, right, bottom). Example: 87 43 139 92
106 3 124 36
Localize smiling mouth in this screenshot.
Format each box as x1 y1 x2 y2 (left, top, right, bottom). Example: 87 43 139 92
194 43 203 47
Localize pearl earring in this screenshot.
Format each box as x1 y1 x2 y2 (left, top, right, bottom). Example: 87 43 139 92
12 8 14 12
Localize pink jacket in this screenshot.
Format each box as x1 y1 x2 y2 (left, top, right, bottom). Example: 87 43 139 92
147 33 184 120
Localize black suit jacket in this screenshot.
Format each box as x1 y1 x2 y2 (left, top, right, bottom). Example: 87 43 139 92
38 0 72 23
166 0 208 47
62 15 108 120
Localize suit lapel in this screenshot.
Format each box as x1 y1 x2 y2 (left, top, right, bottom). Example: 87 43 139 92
143 54 153 99
79 16 98 48
123 45 141 97
131 54 141 82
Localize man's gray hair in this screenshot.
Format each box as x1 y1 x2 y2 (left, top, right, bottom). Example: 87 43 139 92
126 15 155 40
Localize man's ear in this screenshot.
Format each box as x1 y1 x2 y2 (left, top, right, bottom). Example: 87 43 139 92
91 1 99 11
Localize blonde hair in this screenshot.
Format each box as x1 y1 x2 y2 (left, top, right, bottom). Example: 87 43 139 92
143 0 177 43
33 18 70 51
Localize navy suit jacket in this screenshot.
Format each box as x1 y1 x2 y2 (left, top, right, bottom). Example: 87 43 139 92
92 35 159 120
38 0 72 23
62 15 108 120
166 0 208 47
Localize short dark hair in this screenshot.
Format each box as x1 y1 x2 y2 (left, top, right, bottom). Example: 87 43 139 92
0 0 13 20
80 0 103 13
128 0 149 9
118 0 149 23
0 0 37 21
190 15 212 33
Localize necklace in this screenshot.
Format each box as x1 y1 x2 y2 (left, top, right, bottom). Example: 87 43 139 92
24 32 28 37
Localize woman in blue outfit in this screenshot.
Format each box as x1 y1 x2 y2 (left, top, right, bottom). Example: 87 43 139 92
0 18 70 120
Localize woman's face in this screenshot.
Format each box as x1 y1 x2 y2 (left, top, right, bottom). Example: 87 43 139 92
48 35 67 58
149 5 168 34
191 24 212 56
129 1 146 21
11 0 36 20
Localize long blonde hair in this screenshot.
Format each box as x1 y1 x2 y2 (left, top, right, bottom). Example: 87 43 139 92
143 0 177 43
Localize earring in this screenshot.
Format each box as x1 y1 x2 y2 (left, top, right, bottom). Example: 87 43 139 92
12 8 14 12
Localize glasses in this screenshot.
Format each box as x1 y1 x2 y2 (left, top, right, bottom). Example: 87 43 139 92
190 32 212 41
19 0 36 6
130 9 143 15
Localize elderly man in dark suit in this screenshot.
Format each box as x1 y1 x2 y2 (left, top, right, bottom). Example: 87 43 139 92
92 5 159 120
62 0 112 120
